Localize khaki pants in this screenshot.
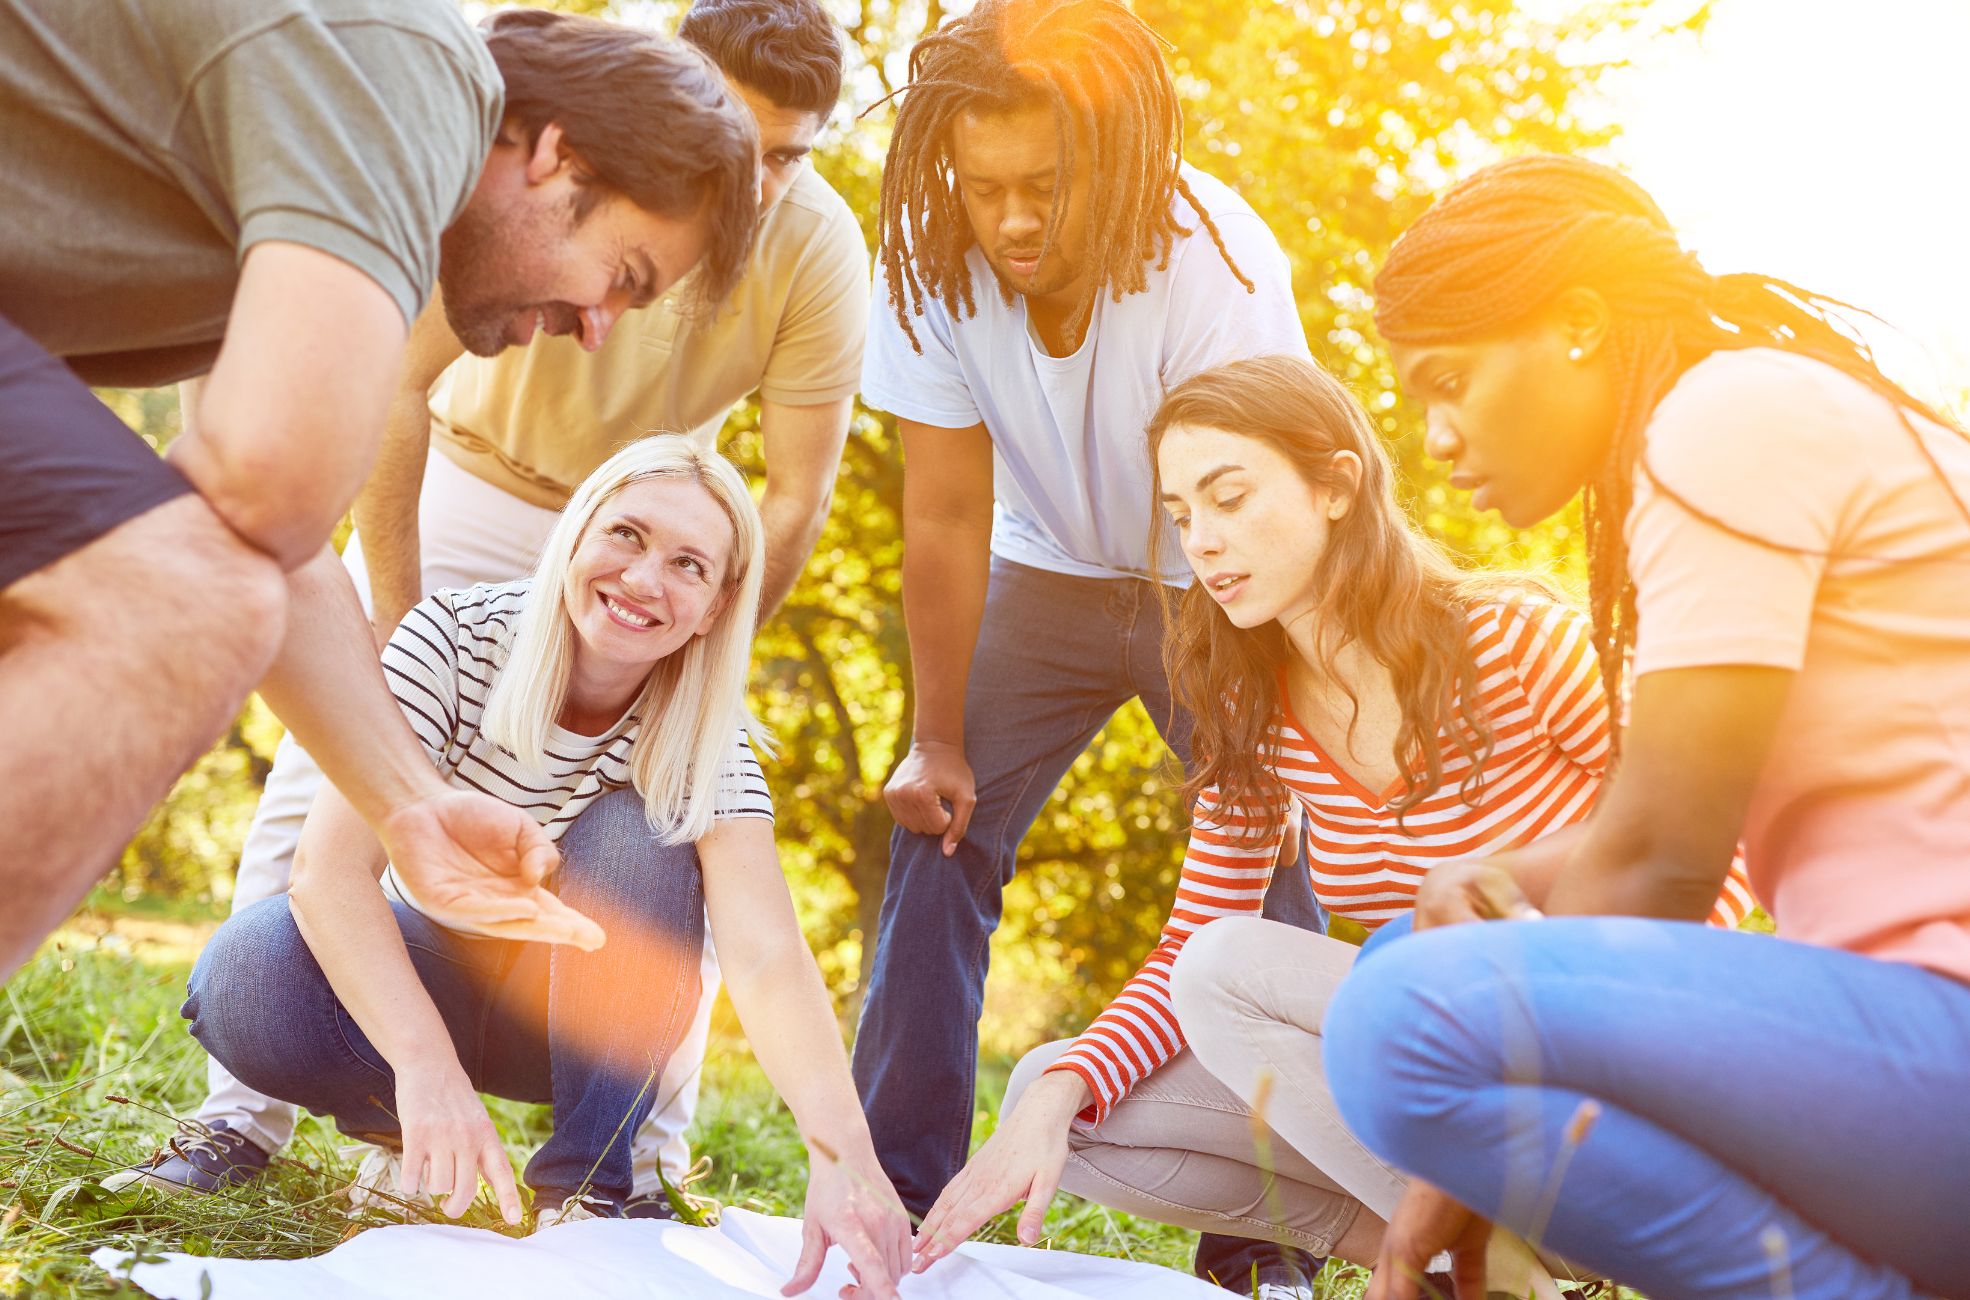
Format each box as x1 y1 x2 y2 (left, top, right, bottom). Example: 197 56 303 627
1006 919 1400 1258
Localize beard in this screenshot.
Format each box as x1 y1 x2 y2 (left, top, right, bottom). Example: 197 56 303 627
436 192 581 356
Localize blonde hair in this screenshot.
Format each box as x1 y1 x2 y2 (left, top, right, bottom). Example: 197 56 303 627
481 434 771 843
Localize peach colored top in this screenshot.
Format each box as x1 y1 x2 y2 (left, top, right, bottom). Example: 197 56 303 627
1628 348 1970 985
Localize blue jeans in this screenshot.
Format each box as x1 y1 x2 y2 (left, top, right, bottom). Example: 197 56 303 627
853 559 1326 1280
185 788 705 1208
1325 915 1970 1300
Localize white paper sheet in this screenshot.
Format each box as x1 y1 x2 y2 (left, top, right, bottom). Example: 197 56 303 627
93 1208 1230 1300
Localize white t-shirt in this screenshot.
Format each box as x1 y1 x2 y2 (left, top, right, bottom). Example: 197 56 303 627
376 580 773 934
861 165 1311 581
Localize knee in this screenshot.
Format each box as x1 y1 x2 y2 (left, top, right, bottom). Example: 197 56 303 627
184 897 316 1085
1321 926 1501 1167
1002 1039 1077 1115
1169 917 1273 1033
557 789 702 911
147 498 290 675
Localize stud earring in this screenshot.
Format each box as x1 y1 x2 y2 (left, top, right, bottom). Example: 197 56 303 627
1567 346 1585 361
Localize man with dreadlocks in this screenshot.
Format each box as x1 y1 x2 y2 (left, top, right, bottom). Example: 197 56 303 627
1319 154 1970 1300
853 0 1326 1294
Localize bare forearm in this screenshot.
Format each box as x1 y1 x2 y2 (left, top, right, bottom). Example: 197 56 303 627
290 859 458 1074
756 486 829 619
727 944 878 1160
258 549 444 826
169 242 405 569
1541 796 1731 920
1491 820 1592 910
351 390 433 641
354 301 464 639
900 524 990 744
1542 846 1726 920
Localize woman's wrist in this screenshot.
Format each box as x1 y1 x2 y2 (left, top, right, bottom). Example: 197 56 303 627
1025 1067 1093 1119
389 1042 470 1086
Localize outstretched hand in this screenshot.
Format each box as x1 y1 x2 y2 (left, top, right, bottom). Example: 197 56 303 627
783 1147 912 1300
912 1070 1086 1272
378 790 604 949
394 1059 524 1225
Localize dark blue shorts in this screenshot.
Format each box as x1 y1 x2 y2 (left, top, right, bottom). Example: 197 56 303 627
1 311 193 589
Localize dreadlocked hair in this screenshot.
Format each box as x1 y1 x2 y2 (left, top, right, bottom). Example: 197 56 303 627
1147 355 1563 846
1373 153 1964 743
873 0 1252 353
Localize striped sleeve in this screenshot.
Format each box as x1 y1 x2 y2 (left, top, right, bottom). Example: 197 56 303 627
1496 599 1611 772
1707 849 1760 928
379 593 463 767
1047 784 1288 1124
709 729 774 822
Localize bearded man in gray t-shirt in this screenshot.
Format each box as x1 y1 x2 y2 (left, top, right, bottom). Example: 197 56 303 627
0 2 758 983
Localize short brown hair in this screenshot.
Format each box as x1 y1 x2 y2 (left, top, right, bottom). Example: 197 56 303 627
483 8 759 314
680 0 844 116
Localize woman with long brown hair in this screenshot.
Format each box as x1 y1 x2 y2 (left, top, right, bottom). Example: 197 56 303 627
1322 154 1970 1300
908 352 1751 1297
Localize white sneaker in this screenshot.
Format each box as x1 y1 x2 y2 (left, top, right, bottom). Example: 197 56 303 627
534 1193 616 1231
342 1142 438 1217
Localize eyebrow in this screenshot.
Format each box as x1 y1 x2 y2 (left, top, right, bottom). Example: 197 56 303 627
1158 464 1246 501
1401 351 1444 390
956 166 1058 185
612 514 722 569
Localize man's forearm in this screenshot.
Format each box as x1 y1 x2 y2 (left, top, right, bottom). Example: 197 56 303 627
756 485 830 618
900 523 991 745
257 548 444 826
351 387 433 641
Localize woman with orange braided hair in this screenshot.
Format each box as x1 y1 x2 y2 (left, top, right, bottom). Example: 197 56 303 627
1323 154 1970 1299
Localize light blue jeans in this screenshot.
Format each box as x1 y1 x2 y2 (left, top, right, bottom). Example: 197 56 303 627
185 788 704 1209
1324 915 1970 1299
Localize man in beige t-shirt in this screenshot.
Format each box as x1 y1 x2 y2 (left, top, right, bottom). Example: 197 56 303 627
168 0 867 1211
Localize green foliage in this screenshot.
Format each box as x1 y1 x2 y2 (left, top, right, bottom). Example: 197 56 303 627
0 926 1242 1296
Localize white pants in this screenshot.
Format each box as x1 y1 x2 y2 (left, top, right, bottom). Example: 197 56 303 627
201 450 719 1194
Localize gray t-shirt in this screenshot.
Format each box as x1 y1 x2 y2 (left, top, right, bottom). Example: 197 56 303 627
0 0 503 386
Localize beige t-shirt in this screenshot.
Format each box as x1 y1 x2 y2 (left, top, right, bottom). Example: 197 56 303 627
1627 348 1970 985
429 165 868 509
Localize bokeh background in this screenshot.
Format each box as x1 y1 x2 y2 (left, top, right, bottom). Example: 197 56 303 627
92 0 1969 1054
11 2 1966 1294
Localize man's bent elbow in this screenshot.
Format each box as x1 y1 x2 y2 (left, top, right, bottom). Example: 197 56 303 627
198 475 345 571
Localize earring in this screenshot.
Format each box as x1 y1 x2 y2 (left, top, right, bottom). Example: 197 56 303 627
1567 346 1585 362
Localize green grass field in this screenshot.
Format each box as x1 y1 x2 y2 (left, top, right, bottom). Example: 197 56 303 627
1 900 1388 1299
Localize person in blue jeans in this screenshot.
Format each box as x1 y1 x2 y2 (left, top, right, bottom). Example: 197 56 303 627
185 438 913 1298
1322 155 1970 1299
854 0 1325 1291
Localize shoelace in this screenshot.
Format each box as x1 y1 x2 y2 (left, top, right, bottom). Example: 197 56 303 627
1253 1280 1313 1300
148 1127 239 1168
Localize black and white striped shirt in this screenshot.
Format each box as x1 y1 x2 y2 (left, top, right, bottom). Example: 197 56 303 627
376 580 772 927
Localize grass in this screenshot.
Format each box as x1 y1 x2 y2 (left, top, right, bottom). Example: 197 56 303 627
1 900 1378 1299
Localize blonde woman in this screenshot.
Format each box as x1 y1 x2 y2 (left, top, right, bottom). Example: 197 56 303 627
185 436 911 1296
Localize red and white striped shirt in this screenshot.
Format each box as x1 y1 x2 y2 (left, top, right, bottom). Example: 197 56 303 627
1052 599 1758 1121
